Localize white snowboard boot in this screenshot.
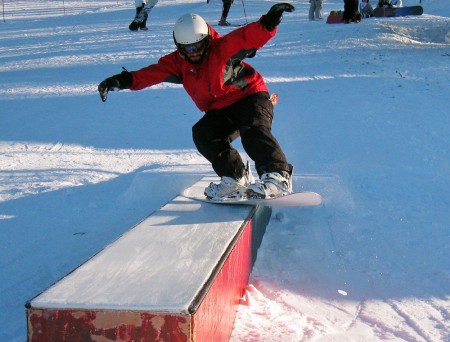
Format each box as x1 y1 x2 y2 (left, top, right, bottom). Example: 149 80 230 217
246 172 292 199
204 175 249 200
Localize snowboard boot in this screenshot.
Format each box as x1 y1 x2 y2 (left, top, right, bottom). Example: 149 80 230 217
204 175 250 200
204 162 253 200
246 172 292 199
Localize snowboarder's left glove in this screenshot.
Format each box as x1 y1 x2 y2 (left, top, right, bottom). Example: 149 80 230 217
260 3 295 32
98 71 132 102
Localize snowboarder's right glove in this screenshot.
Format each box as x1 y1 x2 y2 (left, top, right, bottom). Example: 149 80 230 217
98 71 132 102
260 3 295 32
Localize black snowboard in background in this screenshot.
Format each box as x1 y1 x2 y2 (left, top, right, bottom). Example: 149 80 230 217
374 5 423 17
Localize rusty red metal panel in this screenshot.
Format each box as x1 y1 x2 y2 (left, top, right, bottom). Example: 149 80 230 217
193 219 252 342
26 201 260 341
27 309 191 341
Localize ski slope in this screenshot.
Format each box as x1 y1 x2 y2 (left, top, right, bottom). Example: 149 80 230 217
0 0 449 340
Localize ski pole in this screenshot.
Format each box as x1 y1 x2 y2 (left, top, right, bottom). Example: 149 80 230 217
241 0 248 24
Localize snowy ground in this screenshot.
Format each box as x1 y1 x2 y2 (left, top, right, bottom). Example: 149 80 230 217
1 0 449 341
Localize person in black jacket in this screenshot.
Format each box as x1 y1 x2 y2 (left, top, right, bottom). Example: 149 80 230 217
343 0 361 23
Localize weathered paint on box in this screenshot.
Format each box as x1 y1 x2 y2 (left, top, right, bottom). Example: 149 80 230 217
26 178 270 341
27 309 190 341
27 217 256 341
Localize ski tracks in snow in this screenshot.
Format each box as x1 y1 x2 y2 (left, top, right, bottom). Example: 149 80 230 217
233 286 450 341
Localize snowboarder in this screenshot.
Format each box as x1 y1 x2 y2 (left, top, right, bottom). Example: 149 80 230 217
98 3 295 200
129 0 159 31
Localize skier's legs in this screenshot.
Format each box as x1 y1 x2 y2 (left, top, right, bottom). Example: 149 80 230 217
140 11 149 29
221 0 232 22
142 0 158 27
315 0 323 19
192 111 245 180
309 1 316 20
130 2 144 31
143 0 158 13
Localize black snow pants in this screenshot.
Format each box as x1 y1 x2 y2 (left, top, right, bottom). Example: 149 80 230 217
343 0 359 22
192 92 292 180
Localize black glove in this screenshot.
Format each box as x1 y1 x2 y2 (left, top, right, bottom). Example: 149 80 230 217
260 3 295 32
98 71 132 102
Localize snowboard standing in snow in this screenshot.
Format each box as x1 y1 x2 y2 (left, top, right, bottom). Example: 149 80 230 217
373 5 423 17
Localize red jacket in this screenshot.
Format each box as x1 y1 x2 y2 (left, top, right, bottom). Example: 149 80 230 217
130 20 277 112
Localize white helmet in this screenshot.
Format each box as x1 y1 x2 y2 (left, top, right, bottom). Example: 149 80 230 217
173 13 210 45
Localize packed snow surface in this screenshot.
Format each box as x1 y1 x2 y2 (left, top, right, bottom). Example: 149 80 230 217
0 0 449 340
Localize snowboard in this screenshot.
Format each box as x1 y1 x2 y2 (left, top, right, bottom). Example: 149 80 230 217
182 177 323 207
373 5 423 17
